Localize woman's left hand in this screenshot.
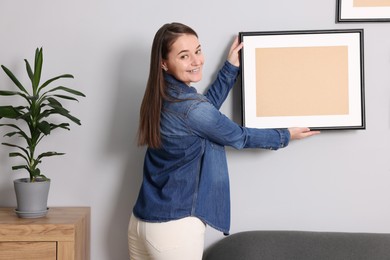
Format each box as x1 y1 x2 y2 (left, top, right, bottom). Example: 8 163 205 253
227 36 243 67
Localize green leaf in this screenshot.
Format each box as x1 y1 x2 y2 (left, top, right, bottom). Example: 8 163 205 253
39 74 74 92
52 94 79 101
47 97 63 107
0 90 20 96
9 152 29 162
19 112 32 123
2 141 29 151
1 65 29 94
48 103 69 113
50 123 70 131
36 151 65 161
49 106 81 125
0 106 22 118
33 47 43 93
4 131 30 139
0 124 29 142
0 124 22 131
0 123 23 130
0 90 31 104
4 131 20 138
24 59 33 81
31 168 41 178
37 121 51 135
46 86 86 97
37 109 51 119
12 165 28 171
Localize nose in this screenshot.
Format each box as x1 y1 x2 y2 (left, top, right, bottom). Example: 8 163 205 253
191 54 203 66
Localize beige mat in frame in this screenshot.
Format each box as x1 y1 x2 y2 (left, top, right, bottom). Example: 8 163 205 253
354 0 390 7
255 46 349 117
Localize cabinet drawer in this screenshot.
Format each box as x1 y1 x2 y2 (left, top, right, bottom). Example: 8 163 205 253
0 241 56 260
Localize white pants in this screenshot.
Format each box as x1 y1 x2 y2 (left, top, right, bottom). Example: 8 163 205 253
128 214 206 260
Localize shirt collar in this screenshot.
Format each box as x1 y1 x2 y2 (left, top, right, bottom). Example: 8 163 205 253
164 72 198 96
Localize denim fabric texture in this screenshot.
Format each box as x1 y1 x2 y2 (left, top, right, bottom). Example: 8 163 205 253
133 61 291 234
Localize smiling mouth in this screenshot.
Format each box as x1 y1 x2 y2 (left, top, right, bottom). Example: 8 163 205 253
188 68 201 73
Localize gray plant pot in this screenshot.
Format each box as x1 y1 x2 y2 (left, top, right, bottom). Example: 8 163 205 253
13 178 50 218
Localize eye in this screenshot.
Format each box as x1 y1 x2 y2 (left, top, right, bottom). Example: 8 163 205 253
180 54 189 60
196 49 202 54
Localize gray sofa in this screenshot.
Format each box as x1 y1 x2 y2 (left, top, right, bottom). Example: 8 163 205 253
203 230 390 260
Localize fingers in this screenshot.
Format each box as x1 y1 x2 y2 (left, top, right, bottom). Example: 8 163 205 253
229 36 243 53
227 36 243 67
288 127 320 140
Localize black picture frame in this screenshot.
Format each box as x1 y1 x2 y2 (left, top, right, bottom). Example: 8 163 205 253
239 29 365 130
337 0 390 22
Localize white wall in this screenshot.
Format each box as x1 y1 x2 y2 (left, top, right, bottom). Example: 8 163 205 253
1 0 390 259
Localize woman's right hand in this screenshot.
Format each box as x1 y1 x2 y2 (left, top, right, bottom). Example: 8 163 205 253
288 127 320 140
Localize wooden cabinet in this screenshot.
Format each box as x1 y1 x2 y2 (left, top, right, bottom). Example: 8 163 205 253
0 207 90 260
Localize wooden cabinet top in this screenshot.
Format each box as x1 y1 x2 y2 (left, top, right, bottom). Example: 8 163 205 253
0 207 90 225
0 207 90 242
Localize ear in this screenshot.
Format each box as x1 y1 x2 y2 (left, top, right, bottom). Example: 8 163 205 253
161 61 168 71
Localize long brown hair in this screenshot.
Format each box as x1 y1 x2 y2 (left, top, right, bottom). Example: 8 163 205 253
137 22 198 148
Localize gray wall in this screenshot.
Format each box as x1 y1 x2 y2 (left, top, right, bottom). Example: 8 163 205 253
1 1 390 259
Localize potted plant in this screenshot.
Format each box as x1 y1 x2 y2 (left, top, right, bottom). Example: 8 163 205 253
0 47 85 218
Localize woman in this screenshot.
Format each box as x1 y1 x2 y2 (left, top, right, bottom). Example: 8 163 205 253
128 22 319 260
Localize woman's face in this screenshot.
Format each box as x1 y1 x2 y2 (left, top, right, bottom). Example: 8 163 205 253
162 34 204 85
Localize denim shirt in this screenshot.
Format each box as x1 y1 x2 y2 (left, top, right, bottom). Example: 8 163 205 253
133 61 290 234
